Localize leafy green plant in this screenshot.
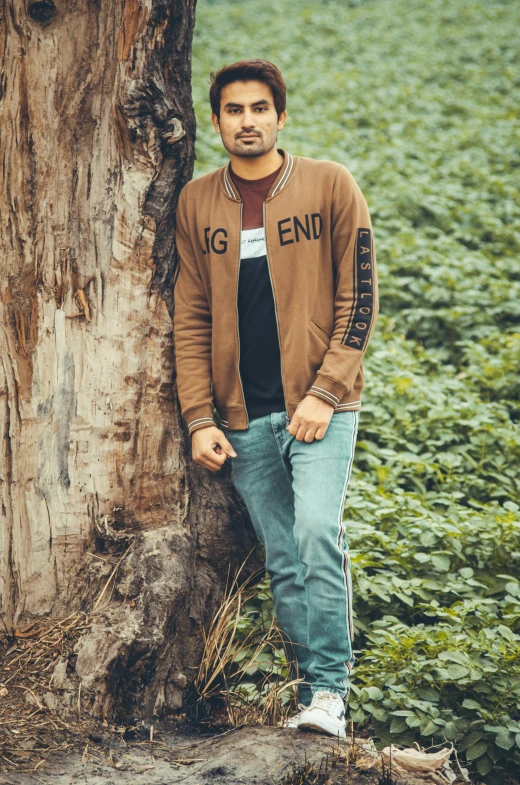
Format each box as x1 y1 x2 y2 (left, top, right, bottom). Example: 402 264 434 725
349 617 520 779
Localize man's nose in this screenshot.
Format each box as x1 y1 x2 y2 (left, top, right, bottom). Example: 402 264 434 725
242 111 256 128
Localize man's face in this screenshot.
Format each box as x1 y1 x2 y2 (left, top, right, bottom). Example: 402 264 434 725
211 80 286 158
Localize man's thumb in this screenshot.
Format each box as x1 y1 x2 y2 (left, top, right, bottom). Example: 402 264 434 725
217 434 237 458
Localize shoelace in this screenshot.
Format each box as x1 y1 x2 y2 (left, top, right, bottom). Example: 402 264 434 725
286 702 308 724
311 691 343 712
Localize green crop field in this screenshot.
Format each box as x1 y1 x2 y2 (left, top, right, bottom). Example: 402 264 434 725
190 1 520 780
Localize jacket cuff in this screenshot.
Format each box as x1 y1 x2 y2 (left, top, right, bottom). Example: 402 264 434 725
184 404 216 436
306 374 348 408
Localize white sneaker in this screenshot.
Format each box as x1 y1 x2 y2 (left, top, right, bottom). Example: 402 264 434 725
282 702 310 729
297 690 347 738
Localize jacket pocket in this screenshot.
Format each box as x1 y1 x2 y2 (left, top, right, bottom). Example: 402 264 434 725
307 319 331 377
353 364 364 389
309 318 332 345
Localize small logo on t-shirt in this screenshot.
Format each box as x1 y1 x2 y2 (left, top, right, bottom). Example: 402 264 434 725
241 227 267 260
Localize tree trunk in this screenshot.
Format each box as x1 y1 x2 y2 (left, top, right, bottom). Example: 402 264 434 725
0 0 258 722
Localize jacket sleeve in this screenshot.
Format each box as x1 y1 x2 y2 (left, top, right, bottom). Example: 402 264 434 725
173 186 216 436
306 165 379 407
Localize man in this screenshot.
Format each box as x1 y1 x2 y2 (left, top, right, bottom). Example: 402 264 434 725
173 59 379 738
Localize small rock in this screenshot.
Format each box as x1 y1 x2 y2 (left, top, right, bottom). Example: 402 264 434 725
52 657 69 688
24 691 43 708
43 692 58 710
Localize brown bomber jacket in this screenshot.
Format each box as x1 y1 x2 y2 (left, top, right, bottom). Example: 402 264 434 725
173 149 379 435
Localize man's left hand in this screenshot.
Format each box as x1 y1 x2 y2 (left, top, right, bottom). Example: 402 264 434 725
286 395 335 442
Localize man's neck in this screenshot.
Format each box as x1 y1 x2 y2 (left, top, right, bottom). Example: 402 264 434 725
229 147 284 180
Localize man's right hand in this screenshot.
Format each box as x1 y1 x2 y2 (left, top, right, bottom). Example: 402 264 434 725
191 425 237 472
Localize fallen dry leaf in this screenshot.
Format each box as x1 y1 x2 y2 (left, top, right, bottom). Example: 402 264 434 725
382 743 453 772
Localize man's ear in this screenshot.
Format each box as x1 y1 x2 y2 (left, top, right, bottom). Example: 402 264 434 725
211 112 221 134
277 110 287 131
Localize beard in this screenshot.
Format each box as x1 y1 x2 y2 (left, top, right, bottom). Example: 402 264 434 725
222 130 277 158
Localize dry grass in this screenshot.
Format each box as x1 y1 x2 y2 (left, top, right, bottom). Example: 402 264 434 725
0 611 93 773
0 542 133 773
193 556 303 728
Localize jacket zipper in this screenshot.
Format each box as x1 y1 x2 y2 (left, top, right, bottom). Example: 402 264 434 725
263 200 287 414
236 201 249 427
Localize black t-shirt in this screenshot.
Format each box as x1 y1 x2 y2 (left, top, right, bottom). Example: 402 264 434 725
229 163 286 420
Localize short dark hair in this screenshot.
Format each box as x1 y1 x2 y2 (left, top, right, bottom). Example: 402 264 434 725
209 59 286 119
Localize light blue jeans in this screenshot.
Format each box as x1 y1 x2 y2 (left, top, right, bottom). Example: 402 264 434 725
226 409 359 706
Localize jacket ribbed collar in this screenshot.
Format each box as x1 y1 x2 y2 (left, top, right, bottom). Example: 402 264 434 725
221 148 295 202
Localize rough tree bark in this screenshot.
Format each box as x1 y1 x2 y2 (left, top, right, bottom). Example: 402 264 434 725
0 0 258 722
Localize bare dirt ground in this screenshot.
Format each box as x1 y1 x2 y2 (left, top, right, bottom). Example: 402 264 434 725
0 718 467 785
